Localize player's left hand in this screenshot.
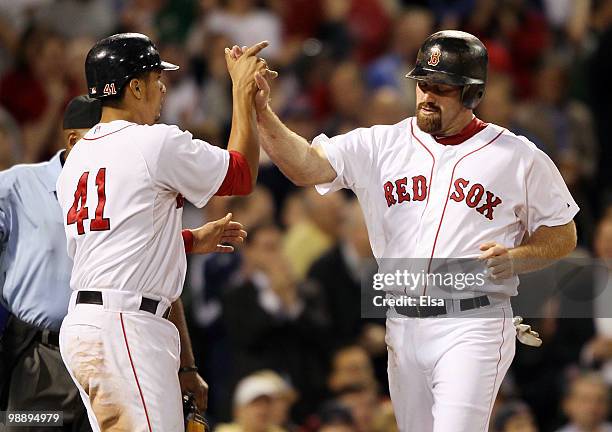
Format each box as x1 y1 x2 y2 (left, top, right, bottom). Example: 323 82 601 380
180 371 209 412
478 242 515 280
191 213 247 254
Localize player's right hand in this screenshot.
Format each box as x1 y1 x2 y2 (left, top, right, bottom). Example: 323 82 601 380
224 41 276 94
228 44 278 110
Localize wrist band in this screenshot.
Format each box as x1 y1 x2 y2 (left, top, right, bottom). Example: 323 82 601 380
179 366 198 374
182 229 194 253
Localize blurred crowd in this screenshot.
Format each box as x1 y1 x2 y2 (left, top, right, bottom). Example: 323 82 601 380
1 0 612 431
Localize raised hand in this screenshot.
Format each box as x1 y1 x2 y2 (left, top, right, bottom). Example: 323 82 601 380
224 41 271 94
227 44 278 110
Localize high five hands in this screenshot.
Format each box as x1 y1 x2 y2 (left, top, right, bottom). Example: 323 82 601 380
226 43 277 112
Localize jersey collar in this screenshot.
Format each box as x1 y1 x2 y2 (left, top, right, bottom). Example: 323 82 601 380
83 120 134 139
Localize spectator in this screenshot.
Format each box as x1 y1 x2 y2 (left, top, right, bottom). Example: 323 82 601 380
515 54 597 186
203 0 282 60
187 187 276 419
587 0 612 206
363 87 408 127
335 384 379 432
556 372 612 432
328 345 377 395
581 216 612 383
307 199 381 351
325 61 368 135
217 370 293 432
333 383 396 432
261 370 299 432
223 223 330 420
476 72 516 131
514 53 597 245
0 27 76 162
34 0 117 39
316 401 357 432
284 188 346 280
0 108 21 169
493 400 538 432
366 6 434 109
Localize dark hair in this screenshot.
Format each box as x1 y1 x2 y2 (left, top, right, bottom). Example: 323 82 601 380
317 401 355 427
101 70 155 108
333 383 371 399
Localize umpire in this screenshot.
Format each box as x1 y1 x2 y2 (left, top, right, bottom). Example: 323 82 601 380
0 96 100 432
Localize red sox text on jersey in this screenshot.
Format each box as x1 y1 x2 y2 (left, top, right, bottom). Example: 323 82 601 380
384 176 502 220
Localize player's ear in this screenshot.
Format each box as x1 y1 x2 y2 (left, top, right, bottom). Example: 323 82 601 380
128 78 144 100
66 130 78 151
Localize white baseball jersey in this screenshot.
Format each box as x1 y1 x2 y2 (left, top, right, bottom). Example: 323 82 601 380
315 117 579 298
56 120 229 302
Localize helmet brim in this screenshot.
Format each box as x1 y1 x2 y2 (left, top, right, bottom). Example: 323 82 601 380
406 65 484 86
160 61 180 71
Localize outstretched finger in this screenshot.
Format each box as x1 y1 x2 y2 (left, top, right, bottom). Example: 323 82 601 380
221 229 245 237
245 40 269 57
226 221 244 230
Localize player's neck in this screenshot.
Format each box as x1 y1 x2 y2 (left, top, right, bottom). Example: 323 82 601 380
99 106 139 124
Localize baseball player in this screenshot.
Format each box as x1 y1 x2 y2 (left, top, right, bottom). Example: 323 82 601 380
55 34 270 431
241 31 578 431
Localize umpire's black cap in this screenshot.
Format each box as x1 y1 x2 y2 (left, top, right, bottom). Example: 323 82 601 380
85 33 179 99
63 95 102 130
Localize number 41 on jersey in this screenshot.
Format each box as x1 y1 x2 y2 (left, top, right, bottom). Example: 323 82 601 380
67 168 111 235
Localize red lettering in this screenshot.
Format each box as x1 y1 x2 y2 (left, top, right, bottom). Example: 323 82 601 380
476 191 502 220
412 175 427 201
90 168 110 231
66 172 90 235
67 168 112 235
395 177 410 203
466 183 485 208
450 178 469 202
384 181 396 207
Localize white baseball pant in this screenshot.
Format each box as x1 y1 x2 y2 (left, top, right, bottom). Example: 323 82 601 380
386 301 515 432
59 290 183 432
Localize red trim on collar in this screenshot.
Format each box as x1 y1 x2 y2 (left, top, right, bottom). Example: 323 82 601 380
434 117 487 145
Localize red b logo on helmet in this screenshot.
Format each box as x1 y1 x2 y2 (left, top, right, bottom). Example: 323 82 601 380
427 48 441 67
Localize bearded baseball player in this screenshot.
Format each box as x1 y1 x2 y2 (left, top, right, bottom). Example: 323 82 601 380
241 31 578 431
55 34 271 431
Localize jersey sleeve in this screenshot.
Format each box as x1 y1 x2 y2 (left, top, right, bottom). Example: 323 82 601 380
313 127 376 195
524 146 579 234
149 126 230 208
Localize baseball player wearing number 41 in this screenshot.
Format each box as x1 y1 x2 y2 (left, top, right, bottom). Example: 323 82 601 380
56 34 274 431
239 30 579 431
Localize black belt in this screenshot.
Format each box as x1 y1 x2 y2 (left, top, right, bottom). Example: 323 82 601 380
35 329 60 347
76 291 171 319
394 295 491 318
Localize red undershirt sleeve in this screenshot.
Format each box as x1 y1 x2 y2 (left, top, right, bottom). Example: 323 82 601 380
214 150 252 196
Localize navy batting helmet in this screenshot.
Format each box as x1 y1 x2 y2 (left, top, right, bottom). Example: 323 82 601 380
85 33 179 99
406 30 488 110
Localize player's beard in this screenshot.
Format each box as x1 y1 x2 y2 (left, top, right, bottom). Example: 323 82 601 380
416 103 442 134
